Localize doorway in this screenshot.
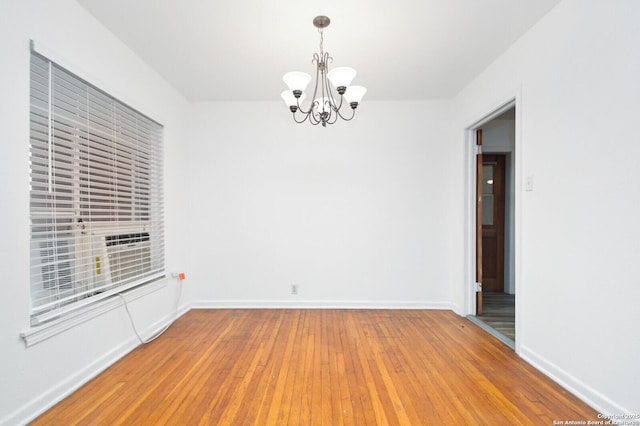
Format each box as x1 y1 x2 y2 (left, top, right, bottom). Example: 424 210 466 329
467 105 516 348
482 154 506 293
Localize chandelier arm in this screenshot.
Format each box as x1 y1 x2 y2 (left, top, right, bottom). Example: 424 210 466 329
336 107 357 121
292 111 311 124
322 58 346 119
329 93 343 112
325 53 333 66
295 96 313 115
325 82 343 114
320 65 326 104
308 106 321 125
308 112 322 125
323 104 333 126
309 58 321 107
328 97 340 124
321 53 330 104
322 55 337 126
327 108 339 125
327 100 336 124
300 59 323 125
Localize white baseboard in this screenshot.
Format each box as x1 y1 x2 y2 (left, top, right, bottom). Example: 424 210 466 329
4 304 190 426
191 299 452 310
450 302 463 316
519 344 631 416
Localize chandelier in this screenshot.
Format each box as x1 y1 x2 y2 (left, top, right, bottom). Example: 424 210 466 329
281 16 367 127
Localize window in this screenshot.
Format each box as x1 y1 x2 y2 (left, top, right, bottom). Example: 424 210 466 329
29 50 165 326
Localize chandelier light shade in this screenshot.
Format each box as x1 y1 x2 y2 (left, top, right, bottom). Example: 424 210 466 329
283 72 312 93
327 67 356 90
281 16 367 127
344 85 367 105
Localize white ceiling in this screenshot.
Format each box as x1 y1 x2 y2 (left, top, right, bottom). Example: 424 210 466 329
75 0 562 102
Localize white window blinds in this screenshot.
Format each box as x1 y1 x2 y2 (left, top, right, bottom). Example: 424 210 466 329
29 50 165 326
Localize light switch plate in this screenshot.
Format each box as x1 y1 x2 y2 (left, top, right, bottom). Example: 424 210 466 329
525 175 534 191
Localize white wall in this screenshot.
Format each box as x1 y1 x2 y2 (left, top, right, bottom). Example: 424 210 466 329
452 0 640 414
0 1 191 424
187 101 456 309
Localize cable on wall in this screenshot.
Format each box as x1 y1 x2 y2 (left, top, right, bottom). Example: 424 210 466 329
117 274 185 344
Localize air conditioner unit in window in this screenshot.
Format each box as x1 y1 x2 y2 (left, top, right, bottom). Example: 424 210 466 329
91 231 152 291
33 226 153 306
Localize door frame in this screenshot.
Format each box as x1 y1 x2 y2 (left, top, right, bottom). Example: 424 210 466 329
464 93 522 352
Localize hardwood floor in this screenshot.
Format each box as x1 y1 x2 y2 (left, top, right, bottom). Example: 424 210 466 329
32 309 599 425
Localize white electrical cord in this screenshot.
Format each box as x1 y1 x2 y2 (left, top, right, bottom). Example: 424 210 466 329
117 278 183 344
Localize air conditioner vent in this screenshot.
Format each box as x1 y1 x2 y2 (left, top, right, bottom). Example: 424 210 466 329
103 232 151 284
105 232 150 247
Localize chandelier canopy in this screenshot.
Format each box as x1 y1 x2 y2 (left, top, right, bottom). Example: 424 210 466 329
281 16 367 127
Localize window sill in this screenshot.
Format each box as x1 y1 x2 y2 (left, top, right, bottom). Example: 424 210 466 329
20 279 166 348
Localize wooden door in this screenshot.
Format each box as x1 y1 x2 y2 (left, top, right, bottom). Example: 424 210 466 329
481 154 505 293
476 129 483 315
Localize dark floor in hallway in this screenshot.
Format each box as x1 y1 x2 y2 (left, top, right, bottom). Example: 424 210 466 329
478 292 515 342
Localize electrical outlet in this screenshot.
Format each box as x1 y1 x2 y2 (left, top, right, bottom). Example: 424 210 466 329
291 284 298 295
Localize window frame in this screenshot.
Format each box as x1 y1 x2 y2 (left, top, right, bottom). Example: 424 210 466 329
26 44 165 334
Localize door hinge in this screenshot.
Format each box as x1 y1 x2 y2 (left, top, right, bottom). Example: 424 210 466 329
476 144 483 155
475 282 482 292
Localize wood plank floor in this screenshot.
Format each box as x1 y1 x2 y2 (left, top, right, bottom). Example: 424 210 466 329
32 309 600 425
